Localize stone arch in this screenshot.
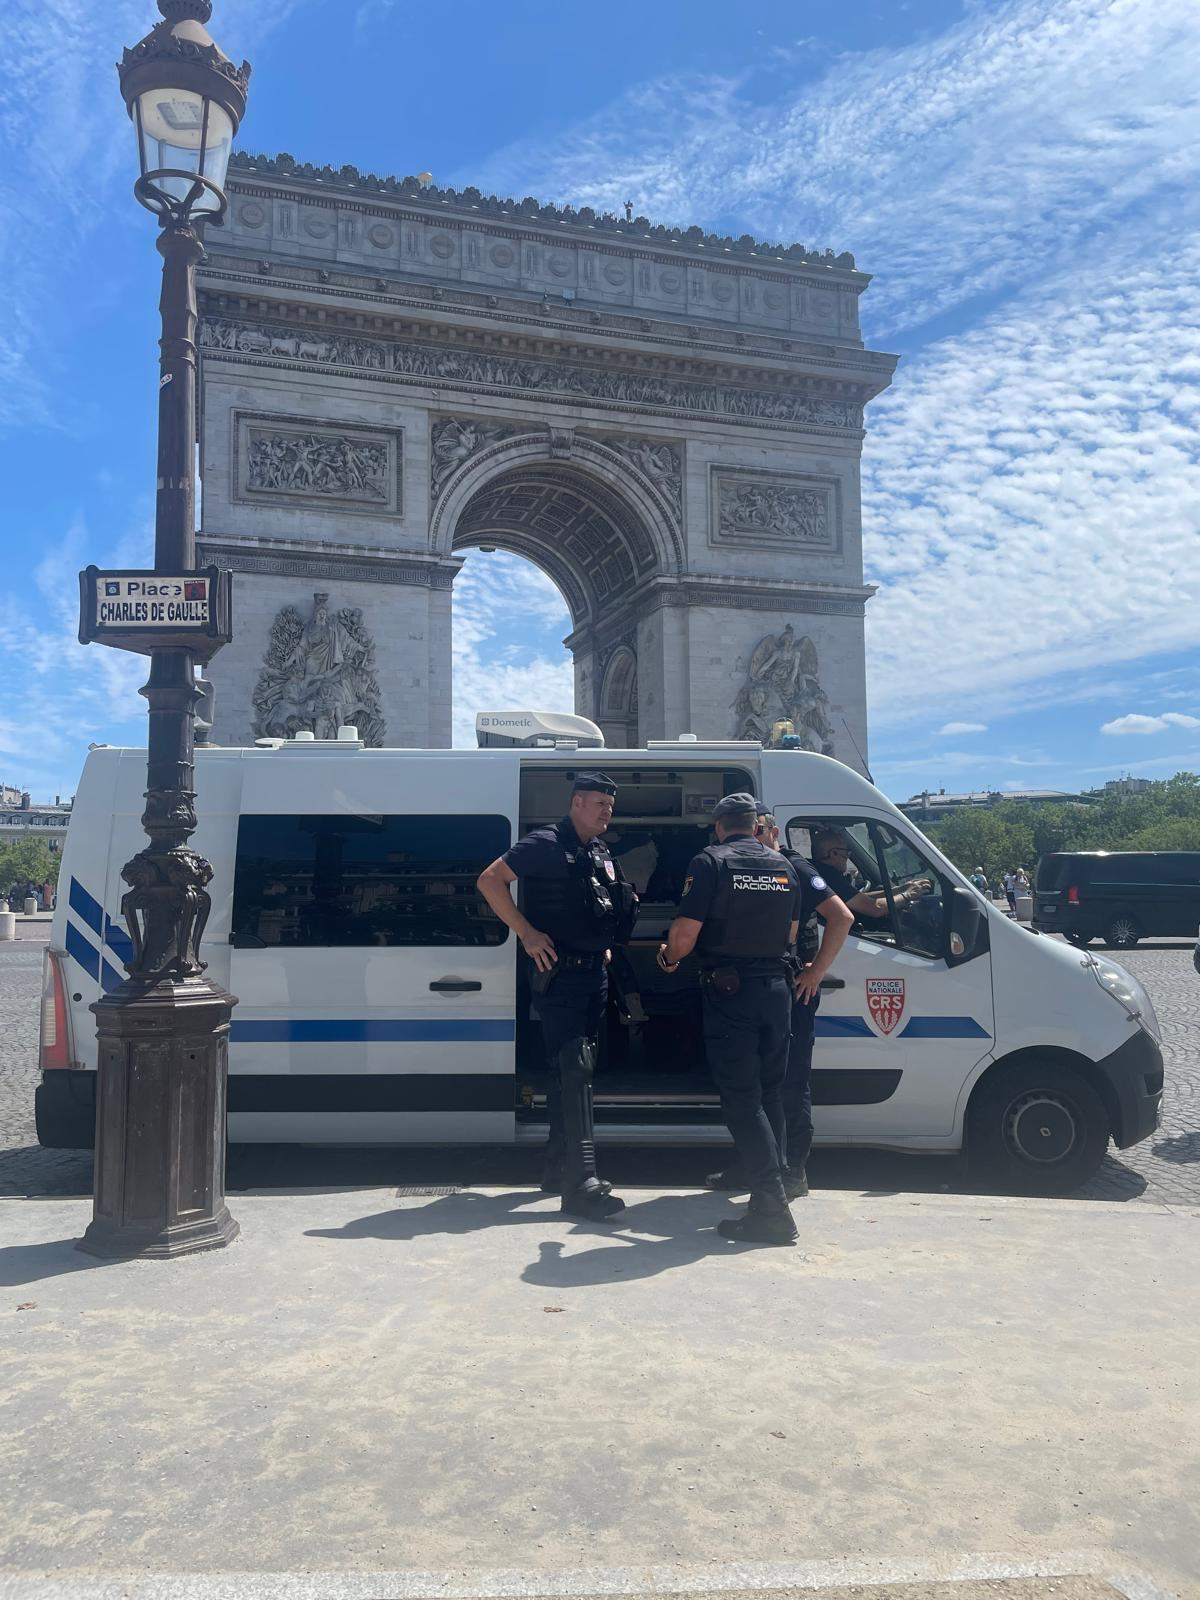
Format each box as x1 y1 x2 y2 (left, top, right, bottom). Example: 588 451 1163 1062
598 645 638 748
431 430 683 628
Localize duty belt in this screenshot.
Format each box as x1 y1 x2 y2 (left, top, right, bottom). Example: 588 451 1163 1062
555 951 606 971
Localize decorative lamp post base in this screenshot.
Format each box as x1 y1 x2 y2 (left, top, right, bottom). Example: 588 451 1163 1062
78 975 239 1260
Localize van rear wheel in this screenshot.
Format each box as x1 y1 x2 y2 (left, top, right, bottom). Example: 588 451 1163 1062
968 1060 1109 1195
1105 915 1141 949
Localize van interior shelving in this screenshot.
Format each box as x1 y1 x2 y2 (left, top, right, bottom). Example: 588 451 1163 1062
514 762 754 1128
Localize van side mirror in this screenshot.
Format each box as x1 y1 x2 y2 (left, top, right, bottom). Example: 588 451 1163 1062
947 884 988 965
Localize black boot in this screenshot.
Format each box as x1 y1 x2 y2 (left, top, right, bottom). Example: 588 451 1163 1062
717 1181 797 1246
783 1165 809 1199
541 1158 612 1197
557 1038 625 1220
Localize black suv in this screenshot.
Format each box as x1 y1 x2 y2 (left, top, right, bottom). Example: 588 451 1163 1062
1034 851 1200 948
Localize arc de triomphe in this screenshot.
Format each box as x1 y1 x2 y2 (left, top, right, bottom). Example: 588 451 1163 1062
196 152 896 763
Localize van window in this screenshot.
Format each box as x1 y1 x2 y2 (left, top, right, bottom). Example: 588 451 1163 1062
231 813 510 948
788 818 947 962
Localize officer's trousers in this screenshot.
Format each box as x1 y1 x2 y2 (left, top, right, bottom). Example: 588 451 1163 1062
533 967 607 1171
701 972 791 1205
782 992 819 1171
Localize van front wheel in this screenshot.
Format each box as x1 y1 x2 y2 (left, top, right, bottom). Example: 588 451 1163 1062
968 1060 1110 1195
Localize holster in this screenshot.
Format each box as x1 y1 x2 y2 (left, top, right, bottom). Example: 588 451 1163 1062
702 966 741 998
529 962 559 998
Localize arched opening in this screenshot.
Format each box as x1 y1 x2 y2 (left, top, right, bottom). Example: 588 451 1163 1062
450 548 574 747
445 454 662 748
598 645 638 749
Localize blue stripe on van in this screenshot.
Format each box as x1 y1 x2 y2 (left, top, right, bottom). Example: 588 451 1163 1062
65 920 100 981
104 916 134 962
69 877 104 937
814 1015 875 1039
100 958 125 993
899 1016 990 1039
230 1018 516 1044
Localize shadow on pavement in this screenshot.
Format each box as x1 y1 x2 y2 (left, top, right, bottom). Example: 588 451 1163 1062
0 1235 123 1288
1152 1131 1200 1164
306 1188 749 1283
0 1138 1151 1204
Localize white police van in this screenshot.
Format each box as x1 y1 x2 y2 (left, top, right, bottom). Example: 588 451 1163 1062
36 725 1163 1193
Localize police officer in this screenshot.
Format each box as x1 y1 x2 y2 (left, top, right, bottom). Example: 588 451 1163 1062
476 773 636 1221
705 809 853 1199
656 794 803 1245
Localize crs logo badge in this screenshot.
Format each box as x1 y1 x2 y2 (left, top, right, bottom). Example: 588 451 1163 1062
866 978 905 1036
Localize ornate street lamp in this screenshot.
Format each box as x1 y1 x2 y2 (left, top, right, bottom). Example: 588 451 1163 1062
77 2 250 1259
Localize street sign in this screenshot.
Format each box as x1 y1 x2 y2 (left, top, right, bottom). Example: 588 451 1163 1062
78 566 233 659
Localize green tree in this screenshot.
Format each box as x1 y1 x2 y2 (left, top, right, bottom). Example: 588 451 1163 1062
0 839 61 898
920 772 1200 878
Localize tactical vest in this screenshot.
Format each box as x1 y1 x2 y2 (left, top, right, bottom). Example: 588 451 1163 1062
782 848 821 964
696 836 795 963
520 820 632 952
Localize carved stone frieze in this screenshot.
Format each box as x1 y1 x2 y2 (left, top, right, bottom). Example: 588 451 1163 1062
602 437 683 521
732 624 836 753
247 430 389 503
711 468 841 552
234 413 401 516
253 592 386 745
199 316 864 434
430 417 524 499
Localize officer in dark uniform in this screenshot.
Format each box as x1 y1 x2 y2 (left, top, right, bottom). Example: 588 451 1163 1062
705 809 852 1199
476 773 637 1221
656 793 803 1245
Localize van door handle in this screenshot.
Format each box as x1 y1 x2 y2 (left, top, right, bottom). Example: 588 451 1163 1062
429 978 482 993
819 977 846 990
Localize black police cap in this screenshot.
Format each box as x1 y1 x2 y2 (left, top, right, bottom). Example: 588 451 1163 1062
572 771 618 797
713 792 761 821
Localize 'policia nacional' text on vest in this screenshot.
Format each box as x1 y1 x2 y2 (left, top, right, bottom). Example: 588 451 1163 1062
696 837 795 963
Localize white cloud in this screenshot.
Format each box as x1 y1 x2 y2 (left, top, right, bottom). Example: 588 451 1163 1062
451 552 573 748
0 1 304 431
937 721 987 736
466 0 1200 337
0 511 152 796
1101 712 1200 735
861 219 1200 725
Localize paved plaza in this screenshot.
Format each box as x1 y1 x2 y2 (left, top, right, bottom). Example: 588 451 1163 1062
1 926 1196 1205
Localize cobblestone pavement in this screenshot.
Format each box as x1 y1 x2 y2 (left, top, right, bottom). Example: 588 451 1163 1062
1 929 1196 1204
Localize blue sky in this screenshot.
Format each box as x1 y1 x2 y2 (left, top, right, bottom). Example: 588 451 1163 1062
3 0 1199 804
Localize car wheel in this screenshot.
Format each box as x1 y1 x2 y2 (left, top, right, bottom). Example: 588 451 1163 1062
1064 930 1092 948
1105 914 1141 949
968 1060 1110 1195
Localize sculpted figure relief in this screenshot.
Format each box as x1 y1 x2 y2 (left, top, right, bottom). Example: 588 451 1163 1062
253 592 386 746
606 437 682 517
200 316 863 432
247 431 390 502
732 623 836 754
720 478 830 543
430 418 522 498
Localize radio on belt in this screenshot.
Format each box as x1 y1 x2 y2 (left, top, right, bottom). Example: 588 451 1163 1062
78 564 232 660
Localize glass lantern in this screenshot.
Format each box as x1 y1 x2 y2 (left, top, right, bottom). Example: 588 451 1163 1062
133 87 234 215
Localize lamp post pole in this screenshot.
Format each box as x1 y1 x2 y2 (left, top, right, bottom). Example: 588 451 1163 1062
78 0 250 1259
